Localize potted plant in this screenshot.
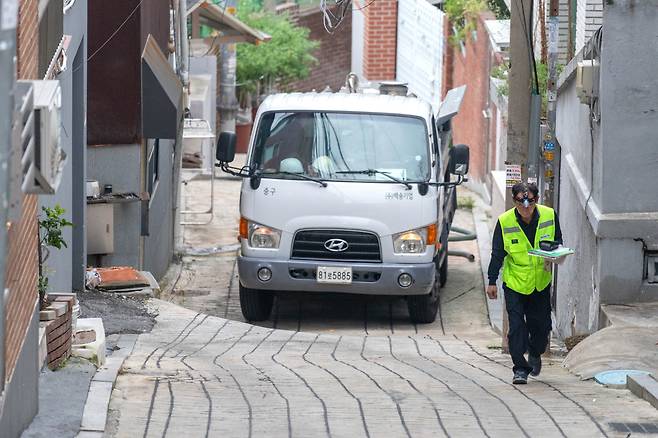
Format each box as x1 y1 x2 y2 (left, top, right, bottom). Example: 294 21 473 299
38 204 73 309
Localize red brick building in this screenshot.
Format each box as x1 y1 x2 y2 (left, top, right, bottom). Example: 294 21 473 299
290 7 353 92
362 0 397 80
1 0 41 434
443 11 497 190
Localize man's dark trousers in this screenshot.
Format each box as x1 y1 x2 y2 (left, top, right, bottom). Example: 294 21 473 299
504 284 552 374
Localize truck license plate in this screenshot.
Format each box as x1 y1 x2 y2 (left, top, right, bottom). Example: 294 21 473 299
317 266 352 284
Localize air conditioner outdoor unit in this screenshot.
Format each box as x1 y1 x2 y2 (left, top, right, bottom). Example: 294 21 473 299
16 80 67 194
576 60 599 105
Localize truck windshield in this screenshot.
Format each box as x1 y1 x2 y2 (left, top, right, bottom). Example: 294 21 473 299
251 112 430 182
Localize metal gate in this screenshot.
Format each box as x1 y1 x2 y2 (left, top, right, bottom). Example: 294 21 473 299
396 0 444 112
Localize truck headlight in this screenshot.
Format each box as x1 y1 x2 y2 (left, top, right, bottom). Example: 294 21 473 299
248 222 281 249
393 224 436 254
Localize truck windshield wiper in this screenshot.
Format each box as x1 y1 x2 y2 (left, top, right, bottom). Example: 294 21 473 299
258 170 328 187
336 169 412 190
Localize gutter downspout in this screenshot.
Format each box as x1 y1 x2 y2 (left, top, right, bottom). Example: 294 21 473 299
0 0 19 394
172 0 189 253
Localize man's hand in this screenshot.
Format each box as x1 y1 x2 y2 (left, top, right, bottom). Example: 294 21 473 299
486 285 498 300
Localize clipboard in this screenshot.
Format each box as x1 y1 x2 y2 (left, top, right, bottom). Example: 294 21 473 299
528 246 575 264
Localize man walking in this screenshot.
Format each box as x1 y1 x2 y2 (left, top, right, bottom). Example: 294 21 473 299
486 182 562 384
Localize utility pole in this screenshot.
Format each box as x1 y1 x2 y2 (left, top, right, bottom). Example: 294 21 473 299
0 0 19 392
503 0 534 350
543 0 560 208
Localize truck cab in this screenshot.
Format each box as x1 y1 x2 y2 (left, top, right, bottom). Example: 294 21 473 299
217 83 469 323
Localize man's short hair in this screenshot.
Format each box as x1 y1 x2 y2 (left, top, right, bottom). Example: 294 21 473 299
511 182 539 198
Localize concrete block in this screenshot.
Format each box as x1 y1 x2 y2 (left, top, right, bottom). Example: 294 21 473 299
77 432 104 438
80 381 113 432
627 374 658 410
71 318 106 367
92 356 124 383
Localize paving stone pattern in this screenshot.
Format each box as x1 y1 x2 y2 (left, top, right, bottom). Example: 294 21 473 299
107 300 658 438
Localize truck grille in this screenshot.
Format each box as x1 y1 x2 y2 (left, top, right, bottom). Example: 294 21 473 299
292 230 381 263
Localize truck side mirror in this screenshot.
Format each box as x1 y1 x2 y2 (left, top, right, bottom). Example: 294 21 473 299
216 132 237 163
449 144 469 176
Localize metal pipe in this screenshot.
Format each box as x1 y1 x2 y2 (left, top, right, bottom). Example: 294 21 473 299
0 0 19 392
172 0 190 251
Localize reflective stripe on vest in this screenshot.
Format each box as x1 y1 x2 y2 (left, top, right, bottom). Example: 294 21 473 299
499 205 556 294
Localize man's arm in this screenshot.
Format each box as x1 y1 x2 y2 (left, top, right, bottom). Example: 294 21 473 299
487 221 506 285
554 212 563 245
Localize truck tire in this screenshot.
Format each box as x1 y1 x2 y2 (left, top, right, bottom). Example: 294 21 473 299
239 284 274 321
439 253 448 288
407 277 440 324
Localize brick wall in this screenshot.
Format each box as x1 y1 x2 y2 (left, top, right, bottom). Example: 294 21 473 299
289 7 353 92
445 12 496 186
6 0 40 380
362 0 397 80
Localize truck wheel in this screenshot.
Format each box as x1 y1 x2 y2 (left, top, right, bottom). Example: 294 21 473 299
439 250 448 287
239 284 274 321
407 278 439 324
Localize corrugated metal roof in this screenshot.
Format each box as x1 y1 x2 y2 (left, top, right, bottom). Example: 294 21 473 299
257 92 433 119
187 0 270 44
485 19 510 52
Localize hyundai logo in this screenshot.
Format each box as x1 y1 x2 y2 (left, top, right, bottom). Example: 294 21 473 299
324 238 349 252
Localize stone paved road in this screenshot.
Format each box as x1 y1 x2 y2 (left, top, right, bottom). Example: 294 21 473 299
107 300 658 438
107 177 658 437
169 177 489 338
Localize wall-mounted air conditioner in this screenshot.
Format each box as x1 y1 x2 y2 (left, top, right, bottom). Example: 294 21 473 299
14 80 67 194
576 60 599 105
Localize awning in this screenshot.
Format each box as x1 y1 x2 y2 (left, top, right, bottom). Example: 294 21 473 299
141 35 183 139
186 0 271 45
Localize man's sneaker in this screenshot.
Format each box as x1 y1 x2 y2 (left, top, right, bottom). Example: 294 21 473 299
528 355 542 376
513 370 528 384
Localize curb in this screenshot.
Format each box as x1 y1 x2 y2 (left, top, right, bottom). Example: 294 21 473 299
627 373 658 411
470 194 504 335
77 333 138 437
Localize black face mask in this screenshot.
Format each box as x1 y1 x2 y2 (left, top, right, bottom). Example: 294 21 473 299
514 196 536 208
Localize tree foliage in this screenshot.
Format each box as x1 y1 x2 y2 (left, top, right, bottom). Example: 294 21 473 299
236 6 319 99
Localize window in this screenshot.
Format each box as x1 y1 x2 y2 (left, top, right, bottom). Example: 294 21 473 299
147 139 160 196
251 111 431 183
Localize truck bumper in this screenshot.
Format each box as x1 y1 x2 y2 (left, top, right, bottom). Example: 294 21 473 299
238 256 436 296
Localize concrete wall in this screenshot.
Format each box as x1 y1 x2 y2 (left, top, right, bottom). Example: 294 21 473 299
554 0 658 337
40 0 87 294
0 307 39 438
144 138 175 280
86 144 142 269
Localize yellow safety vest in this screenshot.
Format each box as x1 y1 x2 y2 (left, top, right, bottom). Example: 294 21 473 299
499 204 556 294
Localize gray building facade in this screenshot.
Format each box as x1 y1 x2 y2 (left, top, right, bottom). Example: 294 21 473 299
40 0 88 294
86 0 182 280
554 0 658 337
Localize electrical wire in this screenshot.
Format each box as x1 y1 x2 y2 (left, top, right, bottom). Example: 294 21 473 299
321 0 352 33
87 0 144 64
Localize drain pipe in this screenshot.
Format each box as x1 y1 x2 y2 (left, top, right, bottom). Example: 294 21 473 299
0 0 19 392
172 0 189 252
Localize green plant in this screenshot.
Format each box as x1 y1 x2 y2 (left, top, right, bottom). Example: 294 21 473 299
457 196 475 210
444 0 486 47
491 62 509 97
487 0 509 18
38 205 73 308
235 5 319 103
